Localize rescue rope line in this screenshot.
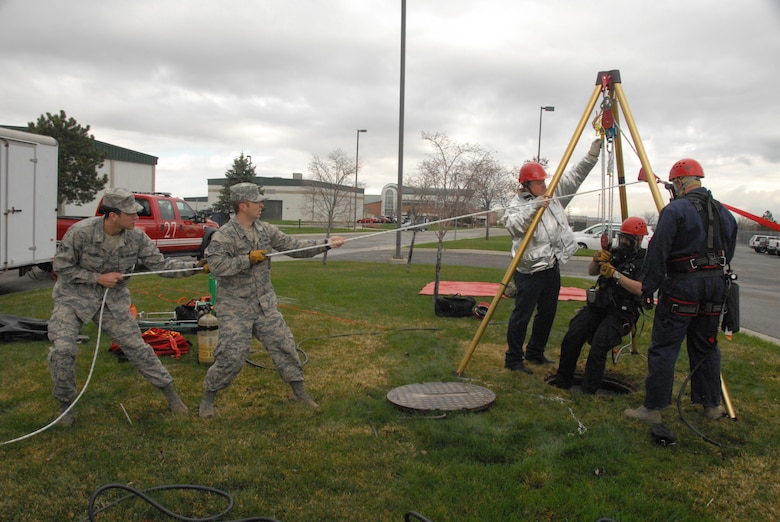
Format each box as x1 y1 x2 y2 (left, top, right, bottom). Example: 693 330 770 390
266 181 646 258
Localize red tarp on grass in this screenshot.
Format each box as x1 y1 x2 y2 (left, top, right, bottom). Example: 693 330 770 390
418 281 586 301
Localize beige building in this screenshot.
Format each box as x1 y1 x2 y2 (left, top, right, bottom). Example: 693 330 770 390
61 141 158 216
206 173 364 223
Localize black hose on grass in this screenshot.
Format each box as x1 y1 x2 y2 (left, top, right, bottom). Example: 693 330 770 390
82 483 280 522
675 351 736 449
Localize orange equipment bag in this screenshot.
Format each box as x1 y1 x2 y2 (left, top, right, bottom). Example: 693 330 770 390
109 328 191 361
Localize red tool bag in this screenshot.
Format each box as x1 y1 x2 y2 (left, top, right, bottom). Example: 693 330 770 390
109 328 191 361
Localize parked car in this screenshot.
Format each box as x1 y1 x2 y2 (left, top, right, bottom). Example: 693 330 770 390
572 223 623 250
401 218 428 232
376 216 393 223
572 222 653 250
767 237 780 255
749 234 775 253
357 217 379 224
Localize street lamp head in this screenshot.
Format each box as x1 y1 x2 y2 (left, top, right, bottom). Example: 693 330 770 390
358 129 367 133
537 106 555 161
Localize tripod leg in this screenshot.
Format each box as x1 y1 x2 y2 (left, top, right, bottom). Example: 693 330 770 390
456 84 602 376
721 373 737 420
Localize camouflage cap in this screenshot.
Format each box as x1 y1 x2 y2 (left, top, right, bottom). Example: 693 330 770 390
103 188 143 214
230 182 267 203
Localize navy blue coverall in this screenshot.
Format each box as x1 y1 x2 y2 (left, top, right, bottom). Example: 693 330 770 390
639 187 737 410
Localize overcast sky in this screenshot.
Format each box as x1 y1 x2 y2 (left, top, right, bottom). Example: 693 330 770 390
2 0 779 220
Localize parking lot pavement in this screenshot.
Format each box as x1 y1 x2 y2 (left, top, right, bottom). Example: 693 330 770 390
0 268 55 295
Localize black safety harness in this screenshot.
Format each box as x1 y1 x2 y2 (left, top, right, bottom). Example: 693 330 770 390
666 190 731 316
589 247 645 315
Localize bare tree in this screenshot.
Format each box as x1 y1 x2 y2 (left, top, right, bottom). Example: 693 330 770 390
409 131 485 303
469 154 514 239
641 210 659 227
306 148 355 264
737 216 759 231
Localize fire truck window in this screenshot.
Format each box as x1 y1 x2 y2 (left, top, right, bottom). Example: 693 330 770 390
159 200 175 221
136 199 152 217
176 201 196 220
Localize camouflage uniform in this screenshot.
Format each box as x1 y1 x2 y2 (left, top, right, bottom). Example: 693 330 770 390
48 215 200 404
202 218 330 392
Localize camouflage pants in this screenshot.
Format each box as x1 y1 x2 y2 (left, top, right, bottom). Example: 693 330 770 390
47 303 173 403
203 300 303 393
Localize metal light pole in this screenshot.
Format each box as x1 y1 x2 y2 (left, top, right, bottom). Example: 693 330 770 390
537 105 555 161
395 0 406 259
354 129 367 230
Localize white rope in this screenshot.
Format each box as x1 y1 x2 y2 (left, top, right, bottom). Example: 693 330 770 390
122 267 203 277
268 180 645 258
568 407 588 436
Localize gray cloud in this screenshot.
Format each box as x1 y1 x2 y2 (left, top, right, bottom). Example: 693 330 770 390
1 0 779 219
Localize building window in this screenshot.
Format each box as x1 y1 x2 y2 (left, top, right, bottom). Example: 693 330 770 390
384 189 395 217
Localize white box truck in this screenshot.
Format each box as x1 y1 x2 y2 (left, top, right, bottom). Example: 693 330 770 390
1 127 58 275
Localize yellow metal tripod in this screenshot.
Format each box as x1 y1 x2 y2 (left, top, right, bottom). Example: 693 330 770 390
454 69 736 420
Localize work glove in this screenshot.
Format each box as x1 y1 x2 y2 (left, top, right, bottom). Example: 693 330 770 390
592 249 612 264
249 249 268 264
195 259 210 274
599 262 616 279
589 138 602 157
641 291 654 310
534 194 551 208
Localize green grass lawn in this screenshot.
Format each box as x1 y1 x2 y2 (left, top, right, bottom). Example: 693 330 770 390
1 260 777 521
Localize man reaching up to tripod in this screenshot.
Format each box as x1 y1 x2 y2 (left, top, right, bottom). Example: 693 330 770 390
503 139 602 374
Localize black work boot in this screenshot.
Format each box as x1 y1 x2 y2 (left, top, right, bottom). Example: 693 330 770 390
504 361 533 374
525 353 555 365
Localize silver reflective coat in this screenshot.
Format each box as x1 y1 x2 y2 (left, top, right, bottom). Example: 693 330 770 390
504 153 598 274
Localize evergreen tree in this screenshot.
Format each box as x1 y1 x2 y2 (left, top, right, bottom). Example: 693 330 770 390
28 110 107 211
213 153 261 215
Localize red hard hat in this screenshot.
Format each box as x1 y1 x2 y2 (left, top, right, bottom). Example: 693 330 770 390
620 216 648 236
473 302 490 319
518 162 548 184
669 158 704 180
638 166 657 182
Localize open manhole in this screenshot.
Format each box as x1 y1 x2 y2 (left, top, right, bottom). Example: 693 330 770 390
544 372 639 395
387 382 496 413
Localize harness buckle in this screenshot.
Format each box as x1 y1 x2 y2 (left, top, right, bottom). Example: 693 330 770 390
670 301 699 316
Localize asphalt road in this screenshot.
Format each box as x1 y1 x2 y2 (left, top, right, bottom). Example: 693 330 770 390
1 227 776 343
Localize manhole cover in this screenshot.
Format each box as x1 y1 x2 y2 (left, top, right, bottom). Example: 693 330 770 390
387 382 496 413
